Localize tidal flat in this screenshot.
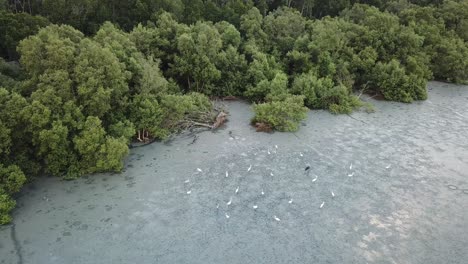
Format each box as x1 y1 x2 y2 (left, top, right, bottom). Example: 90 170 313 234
1 81 467 264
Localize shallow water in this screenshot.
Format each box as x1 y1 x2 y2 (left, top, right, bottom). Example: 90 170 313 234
1 81 467 264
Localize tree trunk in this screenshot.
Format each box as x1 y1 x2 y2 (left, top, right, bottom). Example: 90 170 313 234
137 130 142 142
212 111 227 129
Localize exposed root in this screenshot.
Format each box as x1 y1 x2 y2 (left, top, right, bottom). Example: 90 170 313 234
255 122 273 132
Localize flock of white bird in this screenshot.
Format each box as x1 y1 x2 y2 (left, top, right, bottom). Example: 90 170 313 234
184 144 392 222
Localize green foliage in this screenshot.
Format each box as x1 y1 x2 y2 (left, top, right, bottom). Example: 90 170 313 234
135 56 170 96
168 20 248 96
252 95 308 132
0 58 23 88
215 46 248 96
0 10 49 60
438 0 468 42
240 7 267 49
18 24 83 78
0 193 15 224
263 7 307 56
0 164 26 224
130 94 164 137
172 21 222 94
246 71 290 102
73 117 129 174
0 164 26 194
74 39 129 117
37 121 74 176
291 72 363 113
96 136 129 172
397 3 468 83
371 60 427 102
432 36 468 83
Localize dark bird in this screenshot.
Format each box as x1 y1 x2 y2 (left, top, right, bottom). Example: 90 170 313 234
305 166 310 171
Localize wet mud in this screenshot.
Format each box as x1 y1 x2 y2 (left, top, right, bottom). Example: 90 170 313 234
0 81 467 264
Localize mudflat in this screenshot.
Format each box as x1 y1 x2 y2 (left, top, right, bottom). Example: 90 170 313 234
1 81 467 264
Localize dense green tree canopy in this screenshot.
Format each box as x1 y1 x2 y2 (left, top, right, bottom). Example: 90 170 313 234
0 10 49 60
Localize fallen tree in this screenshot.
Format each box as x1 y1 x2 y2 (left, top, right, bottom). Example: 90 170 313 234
176 104 228 131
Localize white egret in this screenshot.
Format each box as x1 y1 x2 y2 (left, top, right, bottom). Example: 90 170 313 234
227 197 232 206
274 215 281 221
187 190 192 194
348 172 354 177
386 164 391 169
197 168 202 172
350 163 353 170
235 186 239 194
225 213 230 219
289 199 293 204
184 179 190 183
320 202 325 208
261 189 265 195
248 165 252 172
312 175 318 182
253 205 258 209
225 171 229 177
331 191 335 197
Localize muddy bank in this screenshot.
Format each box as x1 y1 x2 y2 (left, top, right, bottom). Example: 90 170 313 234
1 81 467 264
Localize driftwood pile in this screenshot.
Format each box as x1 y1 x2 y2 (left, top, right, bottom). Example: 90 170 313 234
183 110 228 130
134 101 228 145
176 99 228 131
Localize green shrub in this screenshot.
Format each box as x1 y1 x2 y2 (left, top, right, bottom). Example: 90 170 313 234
252 95 308 132
0 164 26 224
291 72 363 114
0 193 16 225
371 60 427 103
